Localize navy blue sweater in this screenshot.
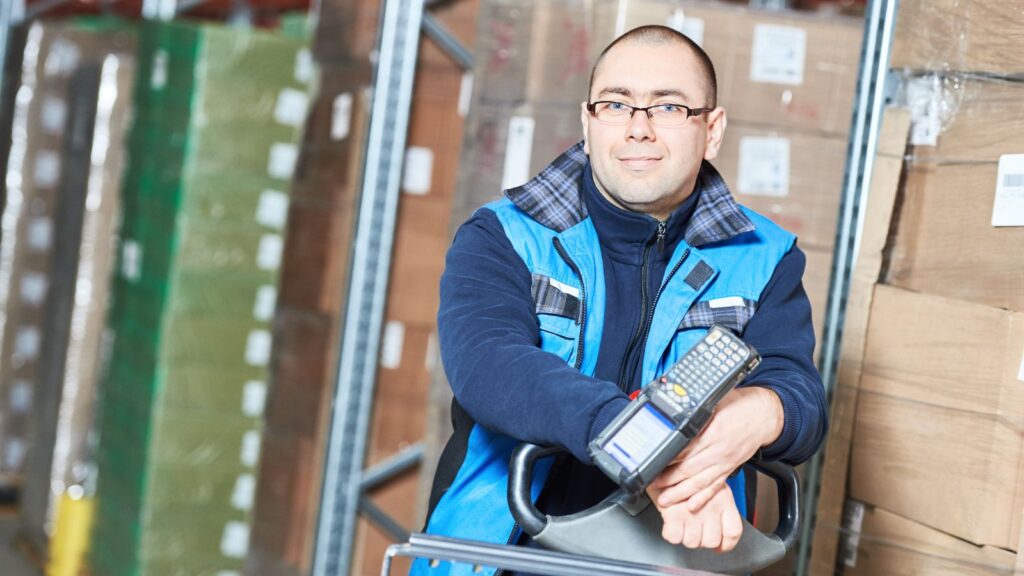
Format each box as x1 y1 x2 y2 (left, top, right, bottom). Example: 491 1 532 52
436 162 827 518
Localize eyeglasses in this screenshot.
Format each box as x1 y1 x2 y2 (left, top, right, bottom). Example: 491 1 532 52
586 100 712 127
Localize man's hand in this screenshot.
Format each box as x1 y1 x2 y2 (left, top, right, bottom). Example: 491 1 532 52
651 386 784 512
648 481 744 551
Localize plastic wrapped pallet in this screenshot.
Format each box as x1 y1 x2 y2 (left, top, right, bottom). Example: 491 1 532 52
0 19 133 490
14 20 137 563
88 21 309 576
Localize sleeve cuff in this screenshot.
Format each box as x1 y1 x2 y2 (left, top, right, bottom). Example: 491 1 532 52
756 383 801 462
582 395 632 464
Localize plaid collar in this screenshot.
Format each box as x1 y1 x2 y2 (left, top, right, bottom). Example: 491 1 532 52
504 141 755 246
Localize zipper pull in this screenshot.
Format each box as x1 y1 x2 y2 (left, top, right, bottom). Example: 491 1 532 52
656 220 666 253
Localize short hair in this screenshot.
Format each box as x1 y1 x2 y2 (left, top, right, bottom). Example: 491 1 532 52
588 25 718 108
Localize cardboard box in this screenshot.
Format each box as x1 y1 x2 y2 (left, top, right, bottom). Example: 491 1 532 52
841 502 1017 576
715 123 847 252
849 285 1024 551
886 162 1024 313
385 195 453 326
891 0 1024 75
802 246 833 357
278 203 352 316
904 76 1024 164
455 100 583 224
721 8 861 136
808 108 911 576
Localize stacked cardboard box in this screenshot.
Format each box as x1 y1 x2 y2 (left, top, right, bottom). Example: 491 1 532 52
88 21 308 576
245 1 378 574
811 2 1024 572
0 20 134 492
9 19 137 562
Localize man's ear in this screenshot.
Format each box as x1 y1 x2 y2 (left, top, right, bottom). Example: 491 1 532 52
703 107 727 161
580 100 590 155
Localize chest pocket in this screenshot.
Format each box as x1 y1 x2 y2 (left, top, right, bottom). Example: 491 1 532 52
531 273 580 363
678 297 757 335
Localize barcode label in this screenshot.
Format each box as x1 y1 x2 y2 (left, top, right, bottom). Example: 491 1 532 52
992 155 1024 227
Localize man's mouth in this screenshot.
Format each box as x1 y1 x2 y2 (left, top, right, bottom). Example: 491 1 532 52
618 156 661 170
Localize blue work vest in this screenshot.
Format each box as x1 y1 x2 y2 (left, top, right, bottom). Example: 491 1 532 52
414 158 795 576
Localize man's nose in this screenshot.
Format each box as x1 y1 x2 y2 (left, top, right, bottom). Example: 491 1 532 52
626 109 656 141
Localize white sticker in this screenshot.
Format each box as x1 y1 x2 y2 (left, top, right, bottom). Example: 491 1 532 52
34 150 61 188
425 333 438 372
331 93 353 141
738 136 790 197
841 500 866 568
991 154 1024 227
27 217 53 252
239 430 262 467
256 189 289 230
241 380 268 417
4 439 26 470
750 24 806 86
548 277 580 299
44 40 80 77
907 76 942 147
10 380 32 414
1017 346 1024 382
231 473 257 511
458 73 474 118
502 116 535 190
295 49 315 84
256 234 283 271
669 11 704 47
220 521 251 559
15 326 40 359
252 285 277 322
151 50 169 90
267 143 298 180
402 147 434 195
19 272 47 306
41 97 67 135
122 240 142 282
273 88 310 128
380 321 406 370
709 296 745 309
244 330 272 367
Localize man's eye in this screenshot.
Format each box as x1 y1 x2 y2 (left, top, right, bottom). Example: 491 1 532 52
657 104 681 113
607 102 629 111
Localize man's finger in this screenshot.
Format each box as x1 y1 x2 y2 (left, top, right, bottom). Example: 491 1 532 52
685 480 726 513
662 517 684 545
682 518 703 549
656 467 722 507
700 518 723 550
718 503 744 552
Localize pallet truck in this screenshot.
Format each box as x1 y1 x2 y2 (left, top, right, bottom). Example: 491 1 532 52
384 327 801 575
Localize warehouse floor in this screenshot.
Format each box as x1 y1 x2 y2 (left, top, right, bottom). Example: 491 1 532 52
0 509 40 575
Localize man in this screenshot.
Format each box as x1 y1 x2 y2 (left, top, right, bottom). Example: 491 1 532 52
415 25 827 575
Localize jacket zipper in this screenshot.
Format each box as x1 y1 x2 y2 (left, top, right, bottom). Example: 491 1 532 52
623 248 692 389
552 237 587 370
656 220 667 253
616 241 652 390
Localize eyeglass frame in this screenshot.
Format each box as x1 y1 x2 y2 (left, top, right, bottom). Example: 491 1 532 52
585 100 713 125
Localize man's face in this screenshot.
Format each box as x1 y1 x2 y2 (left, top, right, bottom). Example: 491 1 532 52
581 41 726 220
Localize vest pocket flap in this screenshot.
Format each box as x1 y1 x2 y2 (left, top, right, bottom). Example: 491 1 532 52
679 297 757 334
531 273 581 322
